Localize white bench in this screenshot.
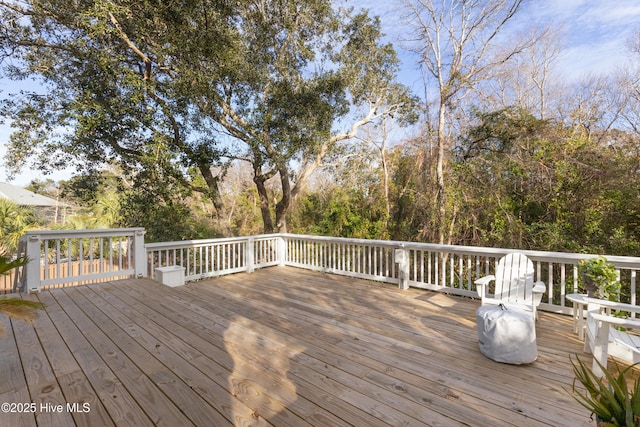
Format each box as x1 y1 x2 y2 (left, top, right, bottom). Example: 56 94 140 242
584 298 640 376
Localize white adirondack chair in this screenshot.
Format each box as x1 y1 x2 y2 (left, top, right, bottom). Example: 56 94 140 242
583 299 640 377
475 252 546 319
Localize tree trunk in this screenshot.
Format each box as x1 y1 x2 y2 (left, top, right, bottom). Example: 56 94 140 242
275 165 291 233
198 163 232 236
253 170 275 234
435 101 447 245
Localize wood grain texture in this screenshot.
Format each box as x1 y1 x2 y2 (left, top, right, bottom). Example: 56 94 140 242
0 267 600 426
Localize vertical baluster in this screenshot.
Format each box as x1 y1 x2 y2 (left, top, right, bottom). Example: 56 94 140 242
331 241 335 271
631 270 637 308
449 255 454 288
78 238 84 282
111 237 116 274
43 239 49 281
127 235 132 274
560 263 566 306
55 239 61 281
186 247 191 277
99 237 104 274
64 238 69 280
545 262 552 305
89 238 94 275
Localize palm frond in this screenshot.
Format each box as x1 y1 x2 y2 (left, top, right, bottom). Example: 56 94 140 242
0 256 28 275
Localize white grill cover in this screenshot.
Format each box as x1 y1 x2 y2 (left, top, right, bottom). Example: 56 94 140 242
476 304 537 364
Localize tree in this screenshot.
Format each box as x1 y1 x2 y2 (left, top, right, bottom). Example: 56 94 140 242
212 7 418 232
454 106 640 255
0 1 416 234
478 25 565 120
1 0 236 230
0 199 40 254
404 0 530 244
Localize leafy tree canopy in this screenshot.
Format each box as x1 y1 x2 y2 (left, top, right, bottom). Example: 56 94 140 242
0 0 417 234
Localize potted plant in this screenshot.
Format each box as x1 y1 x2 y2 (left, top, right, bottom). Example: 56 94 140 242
0 254 43 336
578 256 621 301
569 355 640 426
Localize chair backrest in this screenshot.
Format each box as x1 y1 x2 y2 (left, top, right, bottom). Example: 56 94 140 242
494 252 535 305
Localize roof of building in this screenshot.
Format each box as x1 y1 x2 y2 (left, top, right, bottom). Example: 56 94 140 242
0 182 70 207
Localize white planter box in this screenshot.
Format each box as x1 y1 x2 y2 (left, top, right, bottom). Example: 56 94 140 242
155 266 186 287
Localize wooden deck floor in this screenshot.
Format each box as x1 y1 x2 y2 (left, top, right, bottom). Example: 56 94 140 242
1 267 595 426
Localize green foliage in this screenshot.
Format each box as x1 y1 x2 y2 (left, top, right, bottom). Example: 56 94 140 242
0 0 414 233
451 106 640 255
578 257 621 301
0 199 40 254
1 1 639 249
0 255 29 276
116 169 218 242
294 188 388 239
569 355 640 426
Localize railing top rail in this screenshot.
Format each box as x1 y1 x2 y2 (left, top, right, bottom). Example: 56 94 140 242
278 233 640 269
144 233 282 250
22 228 145 240
21 228 640 270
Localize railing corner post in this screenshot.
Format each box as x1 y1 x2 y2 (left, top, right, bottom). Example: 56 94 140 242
246 237 255 273
25 233 42 293
277 235 286 266
134 229 147 278
395 246 409 290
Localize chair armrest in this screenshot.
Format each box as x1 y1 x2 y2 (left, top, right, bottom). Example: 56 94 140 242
474 275 495 286
590 312 640 329
532 281 546 306
585 298 640 315
474 275 495 298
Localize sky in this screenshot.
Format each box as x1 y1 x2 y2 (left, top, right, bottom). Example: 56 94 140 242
1 0 640 187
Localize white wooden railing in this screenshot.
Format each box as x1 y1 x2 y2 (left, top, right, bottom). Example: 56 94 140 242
17 228 146 292
16 230 640 315
146 235 282 281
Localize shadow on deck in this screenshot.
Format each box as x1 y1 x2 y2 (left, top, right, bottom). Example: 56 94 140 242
1 266 593 426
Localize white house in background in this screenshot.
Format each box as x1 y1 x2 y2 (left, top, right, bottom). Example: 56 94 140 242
0 182 71 223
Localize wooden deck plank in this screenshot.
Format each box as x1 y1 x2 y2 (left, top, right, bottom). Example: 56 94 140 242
0 315 29 395
0 313 37 427
200 271 586 425
1 267 596 426
12 317 75 427
53 286 202 427
196 272 592 426
36 291 156 426
107 278 426 426
183 277 495 425
20 292 114 427
0 388 37 427
105 279 377 427
74 282 279 427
